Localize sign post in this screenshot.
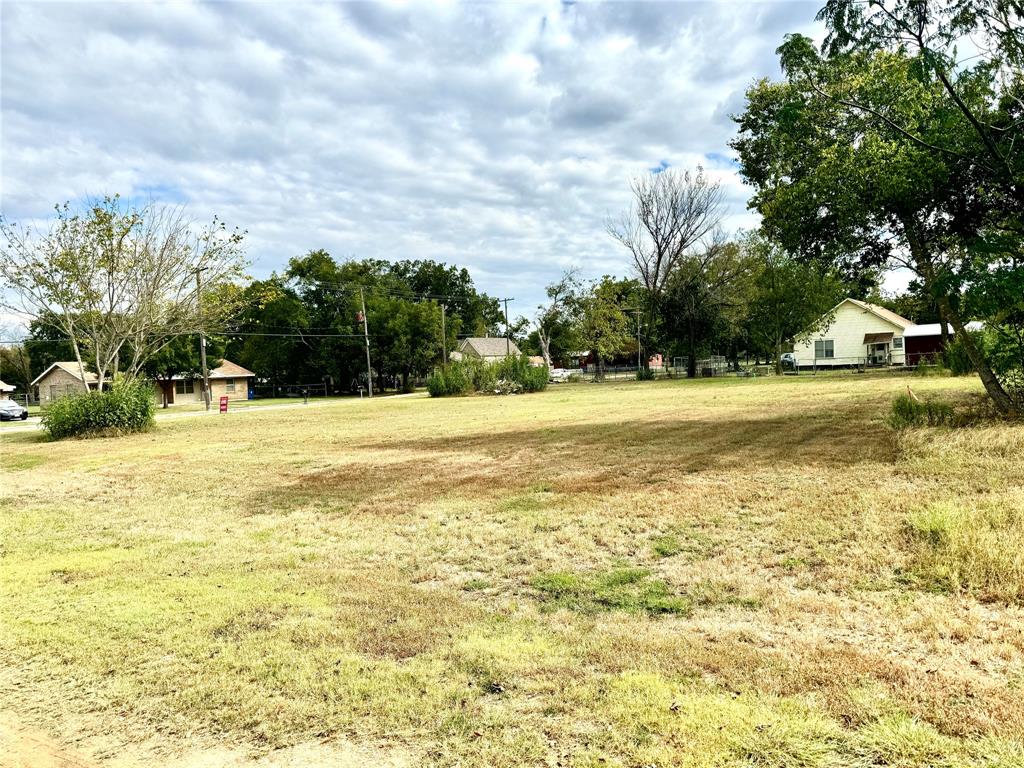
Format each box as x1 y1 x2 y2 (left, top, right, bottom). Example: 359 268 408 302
219 395 228 414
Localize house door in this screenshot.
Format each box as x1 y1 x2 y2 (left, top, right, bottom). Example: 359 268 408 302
867 343 890 366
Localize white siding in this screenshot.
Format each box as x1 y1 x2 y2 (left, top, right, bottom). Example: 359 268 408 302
794 301 907 366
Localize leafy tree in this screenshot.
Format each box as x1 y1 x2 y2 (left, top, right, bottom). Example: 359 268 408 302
0 343 32 396
535 270 582 367
573 277 634 379
143 335 224 408
661 239 752 377
733 33 1021 413
744 235 846 374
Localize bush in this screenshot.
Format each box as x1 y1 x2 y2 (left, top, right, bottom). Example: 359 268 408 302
944 331 983 376
887 393 954 429
42 377 155 439
427 355 548 397
636 367 656 381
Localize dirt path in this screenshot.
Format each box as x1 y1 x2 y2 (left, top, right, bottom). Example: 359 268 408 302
0 714 411 768
0 716 95 768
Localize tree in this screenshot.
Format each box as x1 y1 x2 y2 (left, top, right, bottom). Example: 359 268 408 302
0 343 32 397
142 335 224 408
535 270 581 367
733 36 1021 413
743 235 846 374
573 277 634 379
0 197 246 391
607 168 726 366
662 237 753 378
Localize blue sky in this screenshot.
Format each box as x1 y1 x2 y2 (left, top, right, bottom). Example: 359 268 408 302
1 0 858 319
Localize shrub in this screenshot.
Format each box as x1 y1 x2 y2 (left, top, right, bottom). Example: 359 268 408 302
42 377 155 440
887 393 954 429
944 331 983 376
636 366 656 381
427 355 548 397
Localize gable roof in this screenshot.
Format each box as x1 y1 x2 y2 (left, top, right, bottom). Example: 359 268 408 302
0 379 15 392
29 361 101 387
210 359 256 379
844 298 914 329
458 337 522 358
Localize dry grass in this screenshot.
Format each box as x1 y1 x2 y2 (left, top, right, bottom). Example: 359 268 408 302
1 374 1022 766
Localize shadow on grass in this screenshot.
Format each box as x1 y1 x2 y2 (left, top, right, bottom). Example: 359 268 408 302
250 405 895 514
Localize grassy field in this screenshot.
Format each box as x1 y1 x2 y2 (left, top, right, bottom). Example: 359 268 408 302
1 375 1022 767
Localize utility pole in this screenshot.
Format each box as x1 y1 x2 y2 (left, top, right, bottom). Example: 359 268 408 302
360 288 373 398
194 266 211 410
440 303 448 367
502 297 514 356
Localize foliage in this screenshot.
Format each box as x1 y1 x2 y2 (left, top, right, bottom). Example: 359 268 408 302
573 277 635 378
226 252 501 393
427 355 548 397
636 366 656 381
534 270 581 367
741 233 846 374
41 377 155 440
888 393 954 429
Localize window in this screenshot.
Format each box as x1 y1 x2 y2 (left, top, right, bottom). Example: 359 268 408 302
814 339 835 359
175 379 195 395
224 378 235 393
49 385 58 401
893 337 903 349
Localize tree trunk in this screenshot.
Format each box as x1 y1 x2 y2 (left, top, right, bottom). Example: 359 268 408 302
937 295 1016 415
901 214 1016 415
686 321 697 378
775 332 783 377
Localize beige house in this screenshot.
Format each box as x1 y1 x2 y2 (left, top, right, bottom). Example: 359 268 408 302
456 337 522 363
0 380 15 399
30 362 103 404
155 360 256 406
30 359 256 406
793 298 913 367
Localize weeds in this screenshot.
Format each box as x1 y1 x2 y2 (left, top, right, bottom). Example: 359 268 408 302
531 568 691 616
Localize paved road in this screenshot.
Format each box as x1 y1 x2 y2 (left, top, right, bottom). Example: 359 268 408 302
0 394 423 436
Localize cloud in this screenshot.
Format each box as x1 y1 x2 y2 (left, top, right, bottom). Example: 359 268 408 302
0 0 824 317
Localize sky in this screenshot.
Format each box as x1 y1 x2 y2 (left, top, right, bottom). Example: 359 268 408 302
1 0 883 323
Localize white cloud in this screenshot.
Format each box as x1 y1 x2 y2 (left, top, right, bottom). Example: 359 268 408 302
1 0 826 317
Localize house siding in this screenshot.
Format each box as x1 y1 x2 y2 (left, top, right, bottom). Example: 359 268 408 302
793 301 907 366
35 367 96 403
161 377 253 404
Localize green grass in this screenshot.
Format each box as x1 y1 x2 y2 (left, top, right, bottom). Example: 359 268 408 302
1 374 1022 766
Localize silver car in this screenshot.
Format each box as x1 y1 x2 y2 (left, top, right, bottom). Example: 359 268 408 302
0 399 29 421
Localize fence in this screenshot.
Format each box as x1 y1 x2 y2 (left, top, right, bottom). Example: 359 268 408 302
250 382 330 399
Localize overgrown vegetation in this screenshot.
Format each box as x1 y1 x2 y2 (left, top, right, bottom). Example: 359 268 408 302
40 378 155 439
427 355 547 397
888 393 954 429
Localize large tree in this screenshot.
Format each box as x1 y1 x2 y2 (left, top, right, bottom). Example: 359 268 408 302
573 277 635 379
0 197 246 391
743 234 846 374
535 269 581 367
733 30 1022 413
607 168 725 366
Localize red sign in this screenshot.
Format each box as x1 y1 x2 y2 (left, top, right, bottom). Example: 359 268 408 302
219 396 229 413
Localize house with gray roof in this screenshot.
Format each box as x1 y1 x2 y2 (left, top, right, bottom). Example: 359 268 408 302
455 337 521 362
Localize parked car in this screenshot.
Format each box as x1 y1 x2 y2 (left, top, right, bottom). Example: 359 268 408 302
780 352 797 370
0 400 29 421
549 368 573 383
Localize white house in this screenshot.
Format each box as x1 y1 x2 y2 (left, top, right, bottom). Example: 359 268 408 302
793 298 914 367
